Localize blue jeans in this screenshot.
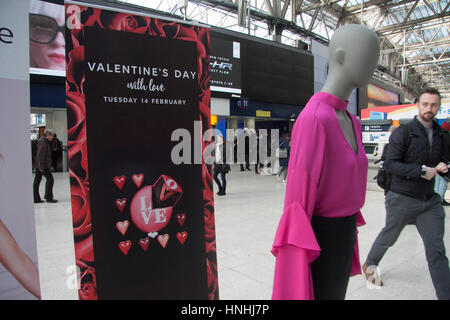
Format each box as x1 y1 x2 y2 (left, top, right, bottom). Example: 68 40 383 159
213 170 226 192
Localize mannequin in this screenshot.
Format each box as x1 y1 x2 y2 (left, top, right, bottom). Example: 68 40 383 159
322 24 380 153
271 24 380 300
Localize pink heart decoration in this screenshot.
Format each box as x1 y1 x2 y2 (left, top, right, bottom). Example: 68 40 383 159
119 240 132 255
113 176 126 190
176 231 188 245
138 237 150 252
157 234 169 248
116 220 129 236
114 198 127 213
176 213 186 227
132 173 144 189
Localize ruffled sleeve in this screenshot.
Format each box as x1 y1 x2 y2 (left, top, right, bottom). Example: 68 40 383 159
271 115 326 300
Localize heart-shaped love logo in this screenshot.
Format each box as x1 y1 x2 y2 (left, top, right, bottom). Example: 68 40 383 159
157 234 169 248
116 220 129 236
148 232 158 239
114 198 127 213
132 173 144 189
138 237 150 252
113 176 126 190
176 213 186 227
176 231 188 245
119 240 132 255
130 185 174 233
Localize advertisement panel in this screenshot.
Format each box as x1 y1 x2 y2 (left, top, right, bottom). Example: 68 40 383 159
210 37 242 94
367 83 400 108
0 0 41 300
65 2 218 299
29 0 65 77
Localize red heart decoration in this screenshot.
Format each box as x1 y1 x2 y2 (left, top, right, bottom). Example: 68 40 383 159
114 198 127 213
138 237 150 252
176 213 186 226
113 176 126 190
157 234 169 248
116 220 129 236
119 240 131 255
132 173 144 189
176 231 188 245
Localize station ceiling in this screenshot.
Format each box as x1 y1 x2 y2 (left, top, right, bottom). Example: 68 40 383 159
114 0 449 100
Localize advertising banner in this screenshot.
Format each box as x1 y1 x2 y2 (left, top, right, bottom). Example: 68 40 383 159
210 37 241 94
367 83 400 108
0 0 41 299
65 2 218 299
29 0 65 77
361 102 450 121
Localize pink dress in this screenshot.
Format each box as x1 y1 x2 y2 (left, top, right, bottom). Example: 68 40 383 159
271 91 368 300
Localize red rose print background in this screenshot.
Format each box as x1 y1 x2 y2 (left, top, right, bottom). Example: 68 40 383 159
65 4 218 299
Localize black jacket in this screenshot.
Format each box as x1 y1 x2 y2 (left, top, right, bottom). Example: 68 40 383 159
384 116 449 200
34 138 52 171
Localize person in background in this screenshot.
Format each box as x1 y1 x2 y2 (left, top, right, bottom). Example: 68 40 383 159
29 0 65 71
0 154 41 299
33 129 58 203
239 128 251 172
435 121 450 205
363 88 450 300
50 133 62 172
213 135 230 196
250 129 261 175
277 133 290 182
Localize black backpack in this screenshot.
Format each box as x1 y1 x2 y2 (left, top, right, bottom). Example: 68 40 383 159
374 126 412 193
374 145 391 193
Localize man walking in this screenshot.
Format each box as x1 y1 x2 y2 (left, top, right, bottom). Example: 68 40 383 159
33 129 58 203
363 88 450 299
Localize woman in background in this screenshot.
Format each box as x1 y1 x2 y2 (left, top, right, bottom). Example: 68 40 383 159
29 0 65 71
213 135 230 196
277 133 290 182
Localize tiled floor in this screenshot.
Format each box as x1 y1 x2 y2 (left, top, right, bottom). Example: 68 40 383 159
33 164 450 300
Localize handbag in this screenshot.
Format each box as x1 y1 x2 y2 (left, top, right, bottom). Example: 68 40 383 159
278 140 288 158
278 148 288 158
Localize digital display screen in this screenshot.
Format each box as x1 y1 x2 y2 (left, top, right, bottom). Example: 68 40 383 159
367 83 400 107
210 37 241 94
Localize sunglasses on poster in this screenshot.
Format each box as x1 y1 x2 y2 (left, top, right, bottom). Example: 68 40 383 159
29 13 65 44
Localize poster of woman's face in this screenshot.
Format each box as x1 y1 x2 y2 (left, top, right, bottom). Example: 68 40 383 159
29 0 65 75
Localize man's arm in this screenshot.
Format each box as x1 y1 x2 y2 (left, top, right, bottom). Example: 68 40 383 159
384 126 422 178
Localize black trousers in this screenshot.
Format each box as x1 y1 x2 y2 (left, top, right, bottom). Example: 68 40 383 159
213 170 226 192
33 168 54 201
310 214 357 300
52 155 59 171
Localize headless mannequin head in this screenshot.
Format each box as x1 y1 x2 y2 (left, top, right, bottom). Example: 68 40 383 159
322 24 380 102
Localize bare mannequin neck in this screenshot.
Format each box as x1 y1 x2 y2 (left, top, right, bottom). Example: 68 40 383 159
320 71 353 103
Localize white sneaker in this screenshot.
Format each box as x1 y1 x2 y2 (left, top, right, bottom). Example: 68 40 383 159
362 263 382 289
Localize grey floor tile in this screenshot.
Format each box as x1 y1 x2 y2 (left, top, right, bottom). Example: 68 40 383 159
34 166 449 300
